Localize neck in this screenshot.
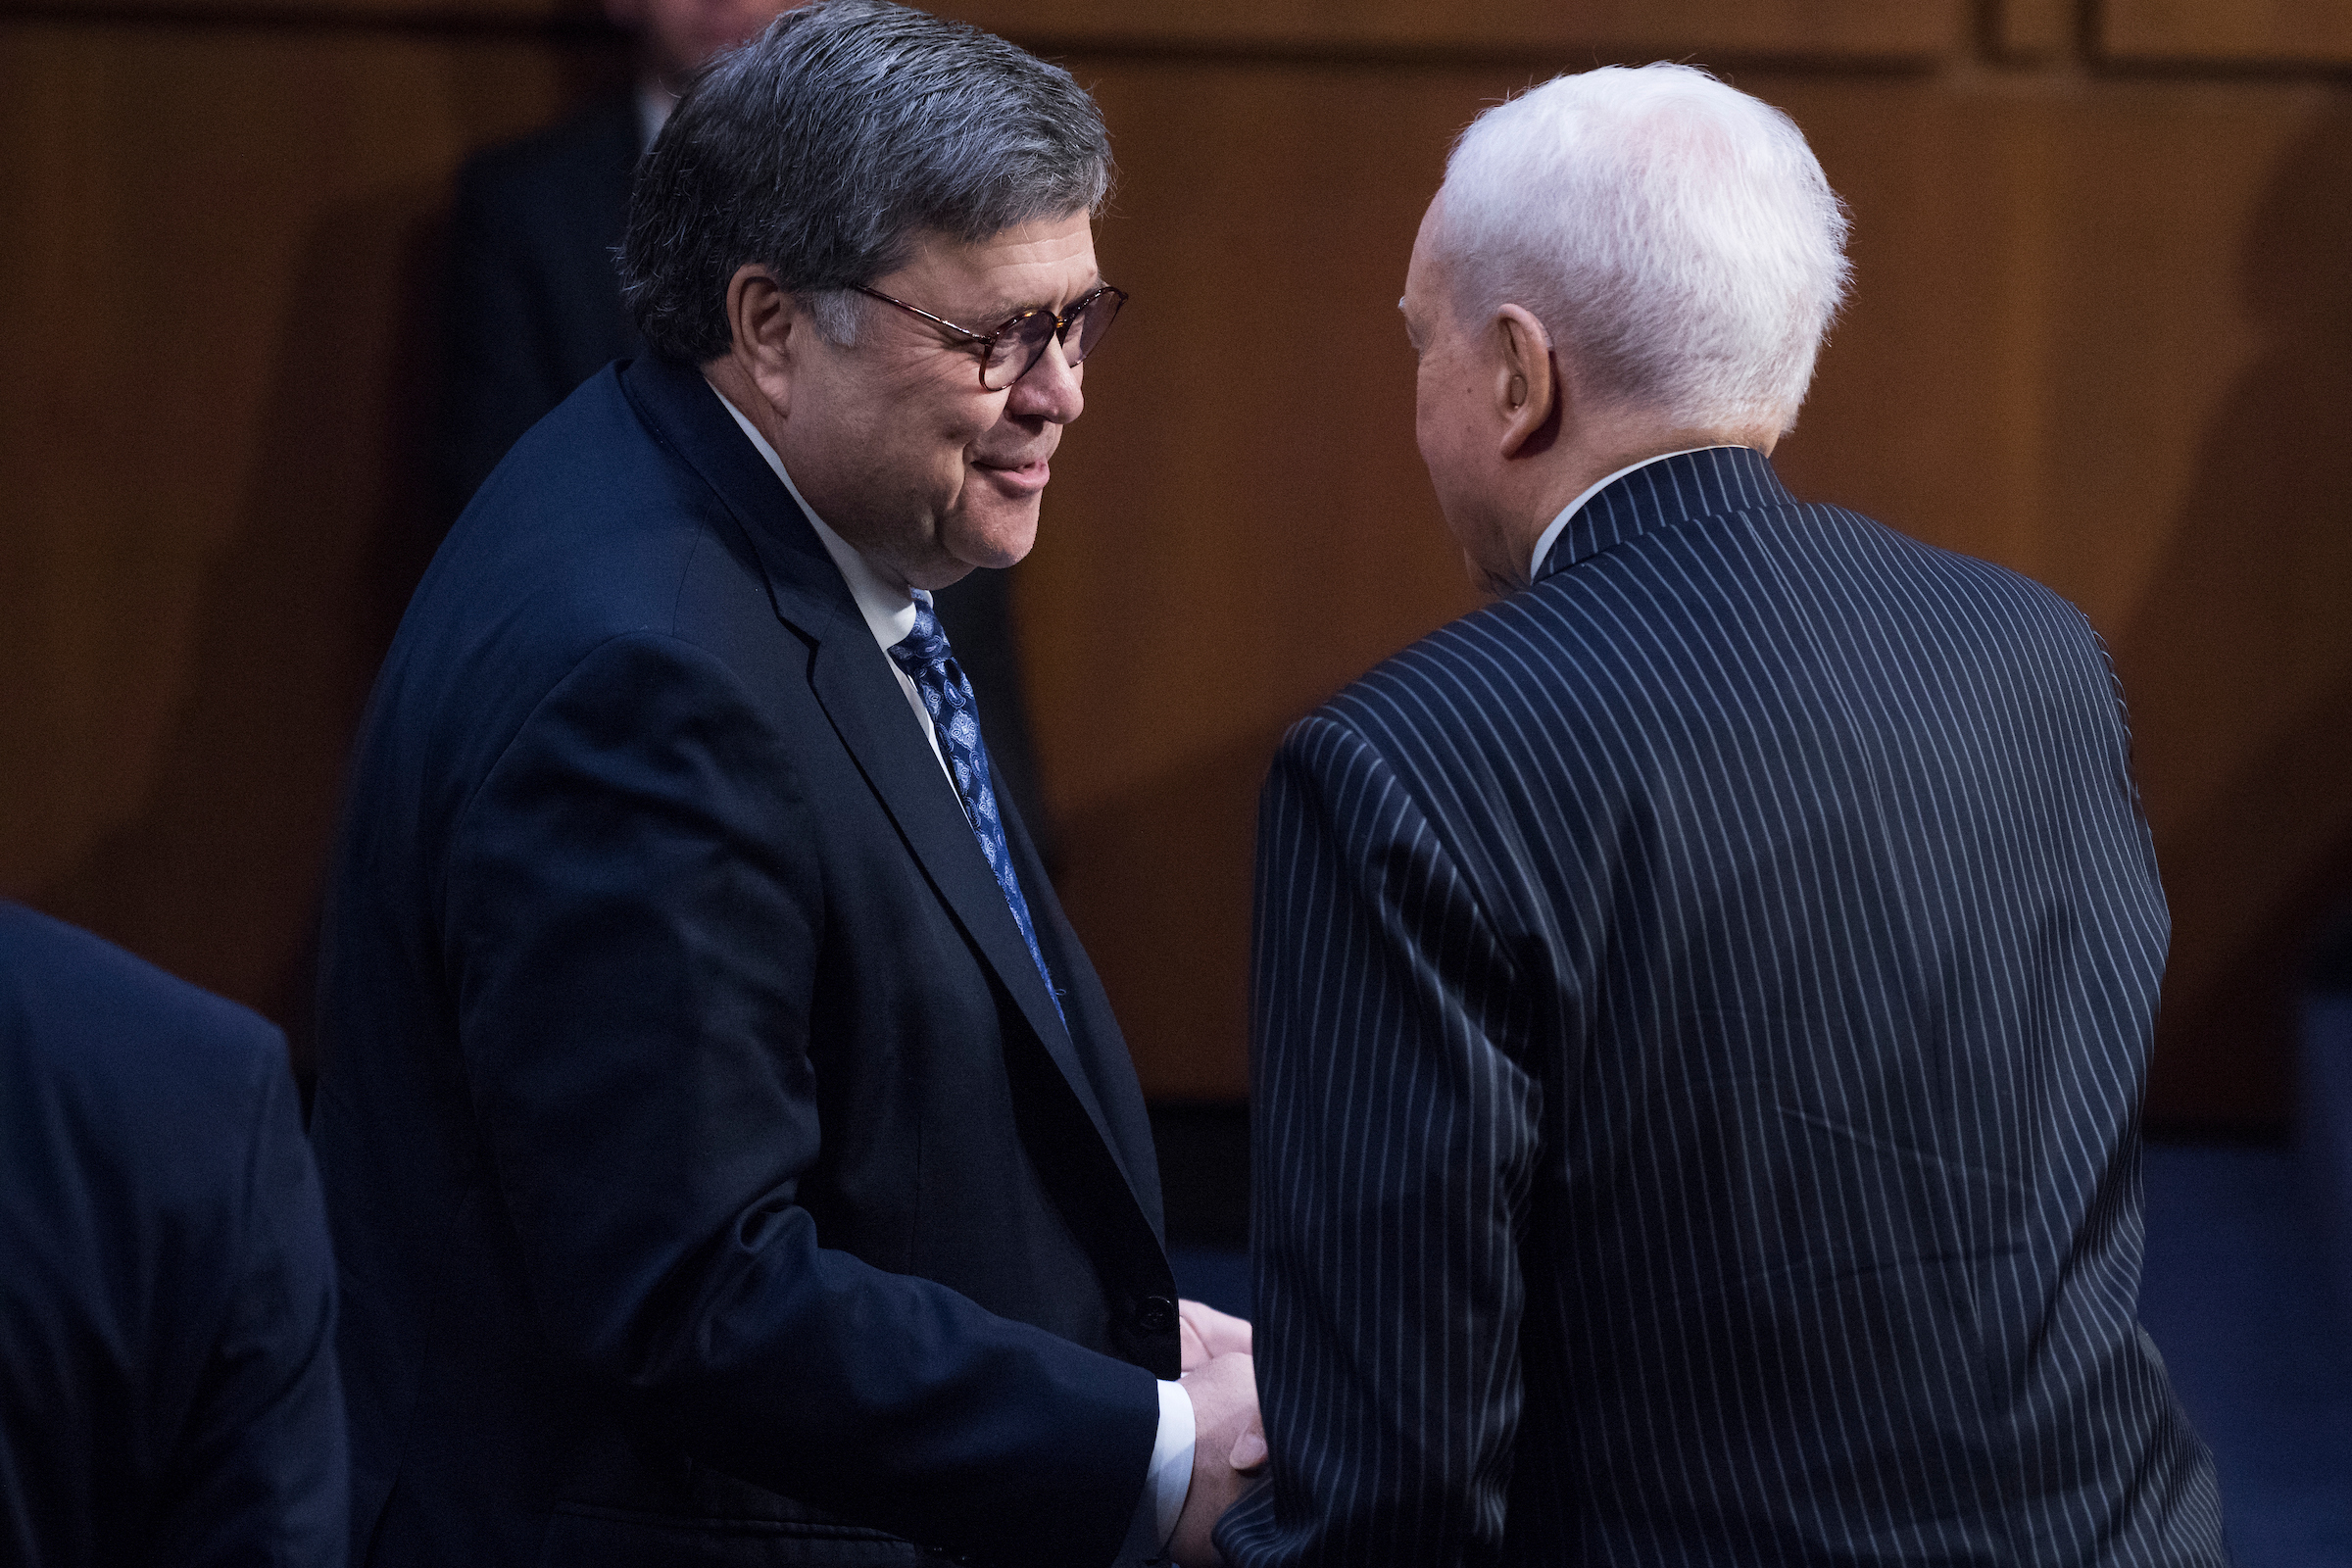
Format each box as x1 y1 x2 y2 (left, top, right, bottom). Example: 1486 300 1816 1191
703 358 779 449
1511 416 1778 575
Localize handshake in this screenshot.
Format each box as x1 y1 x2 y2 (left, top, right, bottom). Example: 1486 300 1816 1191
1169 1300 1269 1566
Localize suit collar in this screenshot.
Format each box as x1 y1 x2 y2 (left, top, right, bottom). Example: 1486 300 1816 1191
617 353 1146 1195
1534 444 1792 583
621 351 858 643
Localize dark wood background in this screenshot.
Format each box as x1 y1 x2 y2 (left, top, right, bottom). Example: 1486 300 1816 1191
6 0 2350 1128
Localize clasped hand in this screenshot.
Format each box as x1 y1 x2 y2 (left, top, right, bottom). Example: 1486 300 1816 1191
1167 1300 1265 1566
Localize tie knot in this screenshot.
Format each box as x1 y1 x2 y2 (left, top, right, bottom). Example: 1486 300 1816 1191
889 598 954 678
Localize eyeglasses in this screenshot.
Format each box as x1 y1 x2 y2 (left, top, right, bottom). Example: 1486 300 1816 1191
850 282 1129 391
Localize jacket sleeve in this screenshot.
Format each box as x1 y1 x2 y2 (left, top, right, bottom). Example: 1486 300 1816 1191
1217 713 1540 1568
441 631 1157 1567
150 1040 349 1568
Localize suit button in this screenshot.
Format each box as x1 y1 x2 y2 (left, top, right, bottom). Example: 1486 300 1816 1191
1137 1295 1176 1334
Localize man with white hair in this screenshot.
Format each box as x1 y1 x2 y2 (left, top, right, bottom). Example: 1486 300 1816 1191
1218 65 2228 1564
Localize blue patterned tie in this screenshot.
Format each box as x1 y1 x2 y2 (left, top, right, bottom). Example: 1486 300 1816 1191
889 596 1064 1027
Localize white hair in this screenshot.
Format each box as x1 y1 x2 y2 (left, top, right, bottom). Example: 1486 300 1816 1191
1436 64 1851 434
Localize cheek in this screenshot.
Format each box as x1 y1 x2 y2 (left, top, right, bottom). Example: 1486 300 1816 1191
937 392 1004 461
1414 375 1465 490
1412 364 1439 464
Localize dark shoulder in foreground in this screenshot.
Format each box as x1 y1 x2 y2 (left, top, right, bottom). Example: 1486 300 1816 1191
0 901 283 1095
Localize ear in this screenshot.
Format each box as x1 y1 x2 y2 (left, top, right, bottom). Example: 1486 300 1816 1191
723 263 801 419
1492 304 1558 461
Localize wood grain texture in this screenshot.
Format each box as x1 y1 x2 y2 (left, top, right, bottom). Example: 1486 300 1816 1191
1025 61 1484 1101
9 0 1964 59
939 0 1964 57
5 12 2348 1127
1996 0 2077 57
2103 0 2352 64
11 0 599 23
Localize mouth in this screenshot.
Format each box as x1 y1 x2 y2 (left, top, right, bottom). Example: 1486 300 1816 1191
969 454 1053 496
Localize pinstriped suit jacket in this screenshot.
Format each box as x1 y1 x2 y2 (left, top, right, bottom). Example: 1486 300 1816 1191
1218 448 2227 1566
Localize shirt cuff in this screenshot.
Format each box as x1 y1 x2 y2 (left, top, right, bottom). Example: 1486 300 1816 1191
1113 1378 1196 1564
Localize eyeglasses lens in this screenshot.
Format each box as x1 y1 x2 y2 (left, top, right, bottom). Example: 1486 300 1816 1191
980 292 1126 390
983 315 1059 391
1066 290 1123 364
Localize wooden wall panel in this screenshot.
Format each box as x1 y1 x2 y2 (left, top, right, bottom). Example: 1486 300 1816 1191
12 0 1965 60
12 0 591 21
5 4 2349 1128
2103 0 2352 64
0 21 616 1043
1026 62 1484 1101
943 0 1965 58
1997 0 2077 57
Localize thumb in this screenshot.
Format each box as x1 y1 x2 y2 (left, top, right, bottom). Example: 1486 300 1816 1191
1229 1423 1269 1473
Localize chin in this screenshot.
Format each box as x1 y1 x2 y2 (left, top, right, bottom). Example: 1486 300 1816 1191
944 505 1042 572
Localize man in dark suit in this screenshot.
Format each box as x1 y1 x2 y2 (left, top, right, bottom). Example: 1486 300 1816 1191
0 902 346 1568
1218 65 2229 1565
314 5 1257 1565
439 0 1054 856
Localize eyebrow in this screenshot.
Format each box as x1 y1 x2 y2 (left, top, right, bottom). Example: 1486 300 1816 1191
977 272 1105 324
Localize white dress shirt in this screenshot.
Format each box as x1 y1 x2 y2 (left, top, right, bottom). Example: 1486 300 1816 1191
1527 446 1749 582
707 380 1198 1563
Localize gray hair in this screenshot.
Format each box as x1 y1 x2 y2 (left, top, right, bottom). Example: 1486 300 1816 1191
1436 64 1851 435
618 0 1113 363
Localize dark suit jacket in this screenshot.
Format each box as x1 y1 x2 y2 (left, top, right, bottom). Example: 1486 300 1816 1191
0 903 346 1568
312 352 1177 1568
438 92 1055 858
1221 448 2228 1566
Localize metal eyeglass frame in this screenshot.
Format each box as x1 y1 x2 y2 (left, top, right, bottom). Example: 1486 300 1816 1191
849 282 1130 390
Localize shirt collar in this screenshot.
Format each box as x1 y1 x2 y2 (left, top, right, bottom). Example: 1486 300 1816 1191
705 378 921 654
1527 446 1748 581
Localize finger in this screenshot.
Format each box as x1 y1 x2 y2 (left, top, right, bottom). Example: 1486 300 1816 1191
1178 1298 1253 1356
1229 1423 1269 1473
1179 1316 1211 1372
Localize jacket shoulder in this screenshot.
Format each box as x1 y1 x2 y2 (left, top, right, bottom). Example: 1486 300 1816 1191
1306 496 2107 772
0 902 283 1127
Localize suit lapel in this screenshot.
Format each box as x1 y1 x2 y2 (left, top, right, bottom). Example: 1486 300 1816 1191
806 645 1120 1140
618 355 1139 1185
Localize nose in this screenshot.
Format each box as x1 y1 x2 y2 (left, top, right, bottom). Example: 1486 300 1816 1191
1005 333 1084 424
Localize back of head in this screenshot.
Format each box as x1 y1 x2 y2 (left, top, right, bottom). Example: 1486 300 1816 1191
618 0 1112 362
1438 64 1850 435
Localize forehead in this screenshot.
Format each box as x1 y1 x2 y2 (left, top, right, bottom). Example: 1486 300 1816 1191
1400 199 1449 319
894 213 1101 317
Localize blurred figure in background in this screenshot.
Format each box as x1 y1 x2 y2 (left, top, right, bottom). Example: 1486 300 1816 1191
437 0 782 503
1225 65 2227 1565
0 902 345 1568
440 0 1054 854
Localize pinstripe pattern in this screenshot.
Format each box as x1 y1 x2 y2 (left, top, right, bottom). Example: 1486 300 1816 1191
1218 448 2227 1566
